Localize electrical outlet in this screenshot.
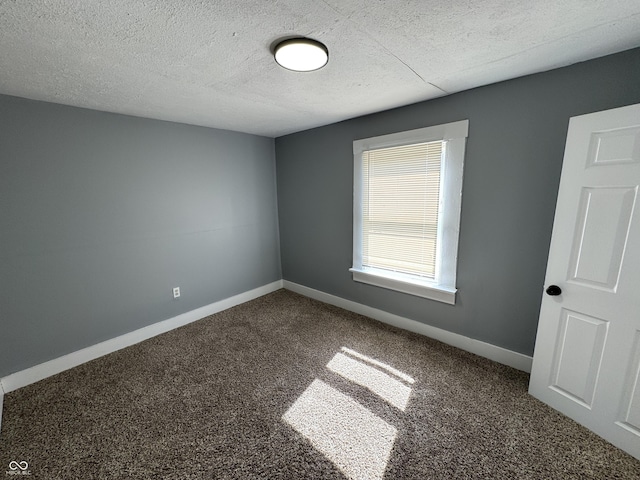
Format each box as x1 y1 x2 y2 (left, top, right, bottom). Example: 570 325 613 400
172 287 180 299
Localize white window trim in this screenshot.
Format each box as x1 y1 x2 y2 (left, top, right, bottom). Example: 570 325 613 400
351 119 468 305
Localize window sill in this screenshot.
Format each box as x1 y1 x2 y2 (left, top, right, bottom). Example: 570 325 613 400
349 268 456 305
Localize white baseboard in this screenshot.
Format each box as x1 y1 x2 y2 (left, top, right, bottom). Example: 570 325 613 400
0 278 530 435
0 383 4 433
0 280 283 396
283 280 533 373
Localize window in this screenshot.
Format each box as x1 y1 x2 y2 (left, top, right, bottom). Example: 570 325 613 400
350 120 468 304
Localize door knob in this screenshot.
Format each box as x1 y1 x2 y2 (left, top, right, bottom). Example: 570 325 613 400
546 285 562 296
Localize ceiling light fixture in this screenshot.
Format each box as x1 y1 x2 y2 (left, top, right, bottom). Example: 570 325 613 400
274 38 328 72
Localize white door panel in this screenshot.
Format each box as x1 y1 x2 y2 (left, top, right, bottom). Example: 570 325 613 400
618 331 640 435
568 186 636 291
530 103 640 460
549 309 608 408
586 126 640 167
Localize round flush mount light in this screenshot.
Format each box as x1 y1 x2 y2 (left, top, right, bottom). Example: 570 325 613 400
274 38 328 72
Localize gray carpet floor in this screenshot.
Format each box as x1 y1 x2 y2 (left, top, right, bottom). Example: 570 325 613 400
1 289 639 479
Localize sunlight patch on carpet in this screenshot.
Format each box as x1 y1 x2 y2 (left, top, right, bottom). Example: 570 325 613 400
327 352 412 410
283 348 416 480
340 347 415 385
283 379 397 480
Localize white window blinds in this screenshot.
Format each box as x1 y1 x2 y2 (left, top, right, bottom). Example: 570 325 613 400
361 141 443 279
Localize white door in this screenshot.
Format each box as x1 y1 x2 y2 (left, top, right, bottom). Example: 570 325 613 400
529 103 640 460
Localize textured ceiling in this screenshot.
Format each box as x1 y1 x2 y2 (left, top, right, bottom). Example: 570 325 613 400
1 0 639 137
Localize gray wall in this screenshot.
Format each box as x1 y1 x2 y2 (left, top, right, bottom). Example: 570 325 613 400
275 47 640 357
0 95 281 377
